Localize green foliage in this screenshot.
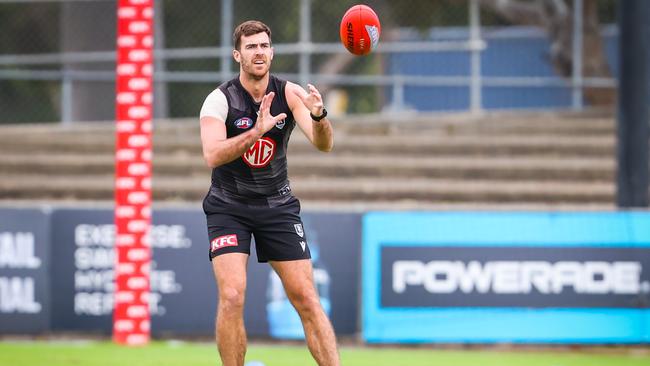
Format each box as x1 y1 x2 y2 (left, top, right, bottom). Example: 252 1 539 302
230 0 301 43
0 80 59 123
163 0 221 48
0 4 60 123
597 0 617 23
0 4 60 54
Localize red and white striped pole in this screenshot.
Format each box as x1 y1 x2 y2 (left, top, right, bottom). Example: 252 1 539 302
114 0 154 346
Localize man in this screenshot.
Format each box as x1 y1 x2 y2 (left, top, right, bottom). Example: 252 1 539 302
199 20 339 366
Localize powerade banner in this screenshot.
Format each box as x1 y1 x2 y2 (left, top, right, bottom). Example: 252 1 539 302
363 212 650 344
384 247 649 308
0 208 50 333
47 208 360 337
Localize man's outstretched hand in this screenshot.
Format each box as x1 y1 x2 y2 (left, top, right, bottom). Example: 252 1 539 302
294 83 325 117
256 91 287 135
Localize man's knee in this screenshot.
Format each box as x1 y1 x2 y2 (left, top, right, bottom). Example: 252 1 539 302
218 286 246 311
288 288 321 314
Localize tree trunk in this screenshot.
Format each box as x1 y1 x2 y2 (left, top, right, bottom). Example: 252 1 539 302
478 0 615 106
581 0 615 105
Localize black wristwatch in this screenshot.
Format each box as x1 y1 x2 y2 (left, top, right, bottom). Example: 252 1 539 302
310 108 328 122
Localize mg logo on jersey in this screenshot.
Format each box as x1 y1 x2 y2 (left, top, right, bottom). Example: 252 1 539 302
211 234 238 252
243 137 276 168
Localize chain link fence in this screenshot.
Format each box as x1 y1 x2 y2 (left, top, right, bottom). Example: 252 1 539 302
0 0 619 124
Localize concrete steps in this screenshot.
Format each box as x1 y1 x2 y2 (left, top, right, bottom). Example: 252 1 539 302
0 175 613 204
0 153 614 181
0 111 620 209
0 132 615 157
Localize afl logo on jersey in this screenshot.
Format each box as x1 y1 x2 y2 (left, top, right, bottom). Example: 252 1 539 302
234 117 253 129
243 137 276 168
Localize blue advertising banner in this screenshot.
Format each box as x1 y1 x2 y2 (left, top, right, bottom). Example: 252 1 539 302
362 212 650 343
244 213 361 338
49 207 361 337
0 208 50 334
50 208 212 335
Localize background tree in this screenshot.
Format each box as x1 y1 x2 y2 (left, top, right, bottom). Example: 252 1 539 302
463 0 615 106
0 4 60 123
328 0 618 108
0 0 619 123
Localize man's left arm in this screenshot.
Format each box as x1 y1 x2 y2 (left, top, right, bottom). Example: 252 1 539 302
286 82 333 152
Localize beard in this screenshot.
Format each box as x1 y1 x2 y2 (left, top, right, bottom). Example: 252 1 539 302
242 58 270 80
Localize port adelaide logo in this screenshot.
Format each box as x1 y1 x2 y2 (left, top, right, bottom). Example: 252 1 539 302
294 224 304 238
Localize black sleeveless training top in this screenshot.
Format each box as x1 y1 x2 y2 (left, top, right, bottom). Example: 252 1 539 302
206 75 296 208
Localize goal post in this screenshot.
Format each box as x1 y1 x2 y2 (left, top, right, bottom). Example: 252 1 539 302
113 0 154 346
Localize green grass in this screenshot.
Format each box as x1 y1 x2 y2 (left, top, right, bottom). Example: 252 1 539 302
0 340 649 366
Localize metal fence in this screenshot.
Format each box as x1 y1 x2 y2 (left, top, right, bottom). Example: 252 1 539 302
0 0 618 124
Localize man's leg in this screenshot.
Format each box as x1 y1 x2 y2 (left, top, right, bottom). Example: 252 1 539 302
270 259 340 366
212 253 249 366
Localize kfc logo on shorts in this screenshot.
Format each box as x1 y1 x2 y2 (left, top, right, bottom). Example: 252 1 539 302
243 137 276 168
211 234 238 252
235 117 253 129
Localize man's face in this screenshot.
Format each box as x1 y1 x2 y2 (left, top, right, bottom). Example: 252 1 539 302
234 32 273 80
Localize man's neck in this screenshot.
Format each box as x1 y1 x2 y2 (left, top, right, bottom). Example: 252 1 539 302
239 73 270 103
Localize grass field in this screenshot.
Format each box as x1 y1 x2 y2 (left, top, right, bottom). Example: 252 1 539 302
1 340 649 366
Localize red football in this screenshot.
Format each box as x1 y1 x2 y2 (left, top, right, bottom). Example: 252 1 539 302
339 5 381 56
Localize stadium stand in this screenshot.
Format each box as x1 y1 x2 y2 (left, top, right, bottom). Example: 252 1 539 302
0 110 615 210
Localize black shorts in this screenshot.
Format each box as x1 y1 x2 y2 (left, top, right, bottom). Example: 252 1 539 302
203 195 311 262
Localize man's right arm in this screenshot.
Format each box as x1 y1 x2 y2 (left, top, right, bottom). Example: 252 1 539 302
200 91 286 169
200 116 264 169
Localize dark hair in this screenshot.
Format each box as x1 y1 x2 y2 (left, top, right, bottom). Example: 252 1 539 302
233 20 272 50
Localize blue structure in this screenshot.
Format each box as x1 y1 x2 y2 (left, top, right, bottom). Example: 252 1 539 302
386 26 618 111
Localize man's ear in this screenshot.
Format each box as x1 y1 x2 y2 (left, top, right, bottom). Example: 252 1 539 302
233 49 241 63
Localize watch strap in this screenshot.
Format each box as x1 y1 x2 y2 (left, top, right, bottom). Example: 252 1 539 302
310 108 328 122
